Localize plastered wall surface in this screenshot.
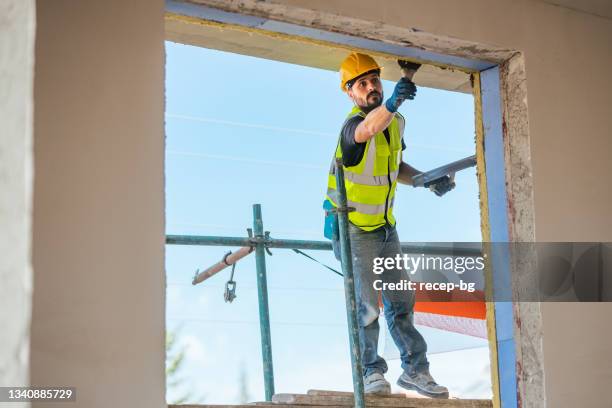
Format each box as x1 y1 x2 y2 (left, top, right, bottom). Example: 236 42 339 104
0 0 35 402
214 1 612 407
164 16 474 93
31 1 166 407
540 302 612 407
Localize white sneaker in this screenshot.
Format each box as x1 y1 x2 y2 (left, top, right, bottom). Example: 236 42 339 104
364 372 391 395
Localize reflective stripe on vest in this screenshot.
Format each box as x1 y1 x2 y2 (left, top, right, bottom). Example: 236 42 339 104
326 106 403 232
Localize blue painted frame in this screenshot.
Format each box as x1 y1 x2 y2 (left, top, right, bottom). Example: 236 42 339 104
165 2 518 405
481 67 518 408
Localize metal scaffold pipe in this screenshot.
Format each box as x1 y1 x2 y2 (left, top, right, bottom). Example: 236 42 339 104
166 195 482 405
334 158 366 408
253 204 275 401
166 235 481 257
166 234 333 251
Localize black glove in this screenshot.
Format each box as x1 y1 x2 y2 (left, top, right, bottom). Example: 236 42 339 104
385 78 417 113
425 175 455 197
398 60 422 72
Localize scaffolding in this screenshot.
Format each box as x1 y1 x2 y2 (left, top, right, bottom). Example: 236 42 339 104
166 159 481 407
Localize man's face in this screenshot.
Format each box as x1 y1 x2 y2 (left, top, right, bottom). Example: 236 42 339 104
347 72 383 112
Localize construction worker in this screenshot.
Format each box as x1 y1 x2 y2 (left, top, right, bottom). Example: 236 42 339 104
324 53 454 398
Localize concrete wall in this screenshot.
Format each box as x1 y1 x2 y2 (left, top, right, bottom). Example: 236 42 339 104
257 1 612 407
0 0 35 400
31 1 166 407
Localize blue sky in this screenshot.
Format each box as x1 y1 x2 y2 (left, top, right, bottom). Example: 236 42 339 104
164 41 491 403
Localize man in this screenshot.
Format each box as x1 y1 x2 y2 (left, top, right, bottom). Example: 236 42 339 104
324 53 454 398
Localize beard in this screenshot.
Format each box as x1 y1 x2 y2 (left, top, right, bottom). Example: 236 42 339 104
357 90 383 113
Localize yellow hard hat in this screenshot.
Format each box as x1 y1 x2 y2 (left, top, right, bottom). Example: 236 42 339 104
339 52 382 91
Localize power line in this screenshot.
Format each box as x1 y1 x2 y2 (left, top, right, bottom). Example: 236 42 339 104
167 317 345 327
166 113 334 137
405 143 472 154
166 221 322 238
166 112 473 154
167 150 328 170
167 283 343 292
166 318 491 348
391 344 488 357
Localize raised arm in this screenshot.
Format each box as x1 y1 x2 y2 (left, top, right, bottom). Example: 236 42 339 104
354 77 417 143
353 106 394 143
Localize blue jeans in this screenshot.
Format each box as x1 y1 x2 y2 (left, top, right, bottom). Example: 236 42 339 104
333 223 429 377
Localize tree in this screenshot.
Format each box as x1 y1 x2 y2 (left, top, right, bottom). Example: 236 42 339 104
166 328 204 404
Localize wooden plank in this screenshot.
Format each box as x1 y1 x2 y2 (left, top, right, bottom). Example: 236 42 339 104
307 390 414 399
272 393 492 408
250 405 357 408
169 405 352 408
168 405 295 408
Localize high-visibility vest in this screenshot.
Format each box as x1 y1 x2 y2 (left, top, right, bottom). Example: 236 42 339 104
326 106 404 232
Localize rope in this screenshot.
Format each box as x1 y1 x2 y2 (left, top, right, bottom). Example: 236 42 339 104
291 248 343 277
